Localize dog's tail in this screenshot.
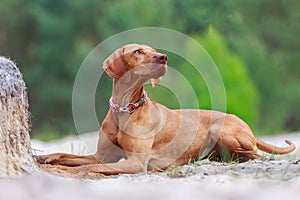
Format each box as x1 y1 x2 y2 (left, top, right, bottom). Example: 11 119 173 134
256 139 296 155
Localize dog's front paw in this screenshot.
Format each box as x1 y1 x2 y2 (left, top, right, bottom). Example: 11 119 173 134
34 155 47 164
34 153 65 165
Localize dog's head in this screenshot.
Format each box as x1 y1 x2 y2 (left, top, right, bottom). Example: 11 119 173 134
102 44 167 87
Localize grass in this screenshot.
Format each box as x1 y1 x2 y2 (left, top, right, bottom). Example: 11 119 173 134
167 156 212 178
31 128 76 142
167 150 242 178
167 161 196 178
167 149 300 180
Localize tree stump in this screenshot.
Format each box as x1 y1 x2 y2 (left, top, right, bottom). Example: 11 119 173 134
0 56 35 177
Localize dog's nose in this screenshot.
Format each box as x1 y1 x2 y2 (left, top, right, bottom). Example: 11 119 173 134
153 53 168 64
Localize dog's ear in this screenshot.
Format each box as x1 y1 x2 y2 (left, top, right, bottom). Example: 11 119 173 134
103 47 128 79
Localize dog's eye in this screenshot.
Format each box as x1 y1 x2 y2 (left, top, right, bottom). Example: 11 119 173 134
133 49 141 55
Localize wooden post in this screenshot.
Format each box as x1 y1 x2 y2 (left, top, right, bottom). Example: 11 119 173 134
0 56 35 177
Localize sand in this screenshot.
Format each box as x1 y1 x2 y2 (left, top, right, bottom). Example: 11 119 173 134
0 132 299 200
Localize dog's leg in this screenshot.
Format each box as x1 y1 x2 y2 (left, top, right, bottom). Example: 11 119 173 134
209 114 261 162
41 135 154 176
211 114 295 161
94 131 126 163
41 155 149 177
81 156 148 175
35 153 98 166
35 132 125 166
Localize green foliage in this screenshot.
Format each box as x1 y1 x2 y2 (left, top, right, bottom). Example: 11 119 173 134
180 27 258 127
0 0 299 138
197 27 258 127
230 0 300 133
33 126 64 142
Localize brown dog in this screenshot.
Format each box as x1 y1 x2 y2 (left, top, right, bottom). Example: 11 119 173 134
35 44 295 176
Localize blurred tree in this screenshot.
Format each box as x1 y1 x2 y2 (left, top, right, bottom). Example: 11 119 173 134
0 0 299 139
232 0 300 133
0 0 36 64
196 27 258 127
177 27 258 127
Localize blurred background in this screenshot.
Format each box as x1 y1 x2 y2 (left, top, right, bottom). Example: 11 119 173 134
0 0 299 141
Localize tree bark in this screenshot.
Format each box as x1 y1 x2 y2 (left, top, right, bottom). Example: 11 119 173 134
0 56 35 177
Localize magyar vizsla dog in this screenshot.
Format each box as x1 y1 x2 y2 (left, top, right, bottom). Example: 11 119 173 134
35 44 295 176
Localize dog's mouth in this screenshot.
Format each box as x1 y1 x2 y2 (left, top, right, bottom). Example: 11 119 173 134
135 53 167 87
151 63 167 87
157 60 167 65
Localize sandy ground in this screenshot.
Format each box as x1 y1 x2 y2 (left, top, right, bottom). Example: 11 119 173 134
1 132 300 200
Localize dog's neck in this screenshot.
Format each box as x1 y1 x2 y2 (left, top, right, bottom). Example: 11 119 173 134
112 79 145 106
